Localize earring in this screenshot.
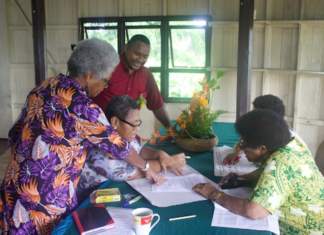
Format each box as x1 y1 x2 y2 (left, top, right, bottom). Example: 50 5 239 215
85 83 90 95
114 126 117 130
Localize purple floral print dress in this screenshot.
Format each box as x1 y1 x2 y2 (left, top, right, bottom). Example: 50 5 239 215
0 74 131 235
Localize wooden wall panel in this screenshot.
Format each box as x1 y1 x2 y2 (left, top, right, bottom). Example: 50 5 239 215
123 0 162 16
266 73 296 117
254 0 266 20
270 27 298 70
80 0 118 17
271 0 300 20
252 27 265 69
212 0 239 21
167 0 208 16
9 0 32 26
300 25 324 71
11 31 33 64
304 0 324 20
210 25 238 68
47 29 78 64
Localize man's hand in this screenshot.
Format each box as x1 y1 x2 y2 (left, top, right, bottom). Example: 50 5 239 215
144 167 168 185
192 183 219 200
159 152 185 175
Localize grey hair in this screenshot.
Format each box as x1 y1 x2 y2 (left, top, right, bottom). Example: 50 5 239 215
67 38 119 80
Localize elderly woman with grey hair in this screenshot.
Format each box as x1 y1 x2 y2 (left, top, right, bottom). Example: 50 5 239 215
0 38 167 234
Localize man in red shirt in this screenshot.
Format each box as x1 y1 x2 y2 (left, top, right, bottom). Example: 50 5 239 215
91 34 171 127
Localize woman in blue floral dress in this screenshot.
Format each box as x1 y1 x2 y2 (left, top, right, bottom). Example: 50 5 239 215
0 38 167 235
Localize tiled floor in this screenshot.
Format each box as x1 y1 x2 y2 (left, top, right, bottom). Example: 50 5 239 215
0 139 9 183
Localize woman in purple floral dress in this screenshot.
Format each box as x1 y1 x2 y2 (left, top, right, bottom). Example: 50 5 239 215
0 38 166 235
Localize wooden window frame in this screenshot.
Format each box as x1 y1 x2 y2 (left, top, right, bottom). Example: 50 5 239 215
78 15 211 103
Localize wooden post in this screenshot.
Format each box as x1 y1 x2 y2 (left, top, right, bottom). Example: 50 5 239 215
236 0 254 120
31 0 47 85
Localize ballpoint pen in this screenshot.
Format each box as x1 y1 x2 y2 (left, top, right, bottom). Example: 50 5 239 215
222 176 245 180
122 195 142 208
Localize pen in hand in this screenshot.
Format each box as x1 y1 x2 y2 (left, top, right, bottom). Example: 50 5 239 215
225 156 241 163
122 195 142 208
222 176 245 180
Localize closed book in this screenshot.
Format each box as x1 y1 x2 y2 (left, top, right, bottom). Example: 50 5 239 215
73 204 115 235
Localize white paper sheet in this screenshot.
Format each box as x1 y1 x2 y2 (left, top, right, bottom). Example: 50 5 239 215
212 188 280 235
127 165 220 207
152 174 206 192
213 146 258 176
104 207 136 235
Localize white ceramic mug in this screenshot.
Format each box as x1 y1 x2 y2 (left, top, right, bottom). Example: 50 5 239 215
132 208 160 235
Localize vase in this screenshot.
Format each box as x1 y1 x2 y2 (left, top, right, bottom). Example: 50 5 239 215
175 133 218 152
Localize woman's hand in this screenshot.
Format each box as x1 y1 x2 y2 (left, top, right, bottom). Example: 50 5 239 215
218 173 240 187
158 152 185 175
192 183 219 200
144 167 168 185
222 153 240 166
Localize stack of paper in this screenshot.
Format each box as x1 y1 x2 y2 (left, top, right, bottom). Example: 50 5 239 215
127 165 220 207
213 146 258 176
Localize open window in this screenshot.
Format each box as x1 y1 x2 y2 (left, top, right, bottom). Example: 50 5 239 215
79 16 211 103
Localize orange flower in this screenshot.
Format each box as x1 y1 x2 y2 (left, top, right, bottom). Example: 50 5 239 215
193 92 199 99
179 114 186 120
176 119 182 124
199 98 207 106
190 100 198 108
181 124 186 129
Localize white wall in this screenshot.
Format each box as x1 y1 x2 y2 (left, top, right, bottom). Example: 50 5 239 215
1 0 324 155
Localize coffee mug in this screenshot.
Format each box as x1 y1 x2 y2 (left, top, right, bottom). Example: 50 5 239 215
132 208 160 235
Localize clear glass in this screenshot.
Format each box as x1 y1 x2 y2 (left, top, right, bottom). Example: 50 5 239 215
125 21 161 26
169 21 206 26
85 29 118 52
151 72 161 91
169 29 205 68
84 22 118 27
168 73 205 98
126 29 161 67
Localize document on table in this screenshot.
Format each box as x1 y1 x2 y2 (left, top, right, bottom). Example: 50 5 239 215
152 174 206 192
127 165 220 207
104 207 135 235
213 145 258 176
212 187 280 235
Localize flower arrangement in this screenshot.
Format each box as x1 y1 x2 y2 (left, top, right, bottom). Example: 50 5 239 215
172 72 228 140
144 72 228 147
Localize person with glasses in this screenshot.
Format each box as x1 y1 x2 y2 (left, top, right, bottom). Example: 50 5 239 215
0 38 169 234
193 110 324 234
223 94 307 166
91 34 171 128
76 95 186 202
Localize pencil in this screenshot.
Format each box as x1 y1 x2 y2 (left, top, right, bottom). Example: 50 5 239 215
182 156 191 159
169 215 196 221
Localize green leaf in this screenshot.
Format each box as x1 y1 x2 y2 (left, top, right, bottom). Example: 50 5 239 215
217 71 225 79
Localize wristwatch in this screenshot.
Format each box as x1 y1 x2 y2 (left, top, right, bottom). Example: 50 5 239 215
141 162 150 171
213 191 223 202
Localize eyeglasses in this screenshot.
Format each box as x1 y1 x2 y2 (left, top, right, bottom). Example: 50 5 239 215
102 78 110 88
118 118 142 131
239 139 249 150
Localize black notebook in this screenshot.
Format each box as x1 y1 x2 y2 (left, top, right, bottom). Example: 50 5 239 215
73 204 115 235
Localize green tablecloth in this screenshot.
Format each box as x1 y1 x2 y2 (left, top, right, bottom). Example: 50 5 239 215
53 122 274 235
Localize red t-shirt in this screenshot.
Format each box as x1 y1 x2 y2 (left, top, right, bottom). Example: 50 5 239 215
91 55 164 111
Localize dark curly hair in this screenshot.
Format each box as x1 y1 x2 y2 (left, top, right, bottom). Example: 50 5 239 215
128 34 150 47
235 110 291 152
253 94 285 118
105 95 139 124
